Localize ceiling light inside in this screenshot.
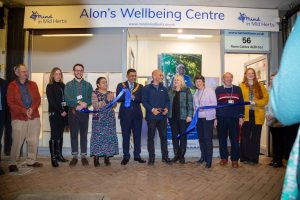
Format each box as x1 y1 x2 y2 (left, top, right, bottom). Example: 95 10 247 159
160 34 213 39
41 34 94 37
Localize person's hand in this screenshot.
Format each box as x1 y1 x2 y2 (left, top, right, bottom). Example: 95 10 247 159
76 105 83 111
162 108 168 115
266 115 273 120
107 92 114 102
99 101 106 108
131 95 135 101
152 108 160 116
61 111 67 117
26 108 32 119
79 102 87 108
239 118 244 127
214 119 217 129
186 116 192 123
250 101 256 106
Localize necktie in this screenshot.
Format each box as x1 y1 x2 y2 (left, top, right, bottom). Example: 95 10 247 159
129 83 134 91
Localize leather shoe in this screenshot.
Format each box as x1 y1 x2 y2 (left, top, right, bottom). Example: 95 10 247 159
104 156 111 166
121 158 129 165
179 157 185 164
81 157 89 166
205 162 212 168
220 159 228 166
69 157 78 167
27 162 43 167
197 157 205 164
94 156 100 167
9 165 18 172
232 161 239 168
148 158 155 166
134 157 146 163
273 162 283 168
162 157 172 164
172 156 180 163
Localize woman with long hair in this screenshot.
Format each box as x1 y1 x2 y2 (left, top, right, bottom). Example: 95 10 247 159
90 77 119 167
168 75 193 164
46 67 69 167
240 68 269 165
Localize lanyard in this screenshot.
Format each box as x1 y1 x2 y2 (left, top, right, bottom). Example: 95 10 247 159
223 86 233 100
197 87 205 105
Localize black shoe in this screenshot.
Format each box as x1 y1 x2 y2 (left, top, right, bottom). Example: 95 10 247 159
9 165 18 172
205 162 212 168
81 157 89 166
49 140 59 167
179 157 185 164
134 157 146 163
121 158 129 165
273 162 283 168
104 157 111 166
268 159 274 166
197 157 205 164
162 157 172 164
56 139 68 162
172 156 180 163
0 167 4 175
69 157 78 167
94 156 100 167
148 158 155 166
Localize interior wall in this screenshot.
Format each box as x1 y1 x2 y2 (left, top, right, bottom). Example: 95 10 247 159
136 40 221 80
224 54 264 85
31 28 125 73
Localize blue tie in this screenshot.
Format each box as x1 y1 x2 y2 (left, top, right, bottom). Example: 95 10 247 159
129 83 134 91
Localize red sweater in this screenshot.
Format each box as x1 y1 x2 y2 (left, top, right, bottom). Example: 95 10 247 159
7 80 41 121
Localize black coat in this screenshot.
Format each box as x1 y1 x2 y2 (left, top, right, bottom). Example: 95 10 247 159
116 81 143 119
0 78 8 111
46 82 68 115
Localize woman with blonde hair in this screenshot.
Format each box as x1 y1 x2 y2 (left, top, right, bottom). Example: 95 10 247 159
240 68 269 165
46 67 68 167
168 75 193 164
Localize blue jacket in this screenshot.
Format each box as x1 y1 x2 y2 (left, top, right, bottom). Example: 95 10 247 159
142 83 170 120
116 81 143 120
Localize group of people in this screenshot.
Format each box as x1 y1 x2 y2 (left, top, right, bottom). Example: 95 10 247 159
0 62 292 173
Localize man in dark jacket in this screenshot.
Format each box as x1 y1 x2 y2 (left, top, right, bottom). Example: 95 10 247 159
0 77 8 175
142 69 171 165
116 69 146 165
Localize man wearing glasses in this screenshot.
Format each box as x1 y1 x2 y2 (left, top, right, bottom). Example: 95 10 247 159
65 64 93 167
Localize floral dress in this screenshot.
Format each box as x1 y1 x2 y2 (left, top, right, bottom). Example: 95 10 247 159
90 90 119 157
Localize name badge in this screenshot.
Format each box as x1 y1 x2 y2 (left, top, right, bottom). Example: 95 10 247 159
77 95 83 100
228 99 234 104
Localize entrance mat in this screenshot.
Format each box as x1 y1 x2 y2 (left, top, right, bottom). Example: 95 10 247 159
14 193 106 200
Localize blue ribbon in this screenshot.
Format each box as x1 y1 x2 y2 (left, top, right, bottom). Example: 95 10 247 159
80 88 131 113
176 101 250 139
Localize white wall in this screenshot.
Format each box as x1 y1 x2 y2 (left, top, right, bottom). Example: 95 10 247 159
136 40 221 80
224 53 264 85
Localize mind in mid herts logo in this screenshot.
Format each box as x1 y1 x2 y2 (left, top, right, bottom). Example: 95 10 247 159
238 12 261 23
30 11 53 21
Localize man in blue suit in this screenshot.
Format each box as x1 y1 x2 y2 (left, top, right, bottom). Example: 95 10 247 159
0 78 8 175
116 69 146 165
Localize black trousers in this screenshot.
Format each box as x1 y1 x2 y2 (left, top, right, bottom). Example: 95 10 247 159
49 114 66 140
283 124 299 159
168 118 188 158
147 119 169 159
269 126 285 163
196 118 214 164
0 110 5 153
120 116 142 159
217 117 240 161
240 110 262 163
68 111 89 156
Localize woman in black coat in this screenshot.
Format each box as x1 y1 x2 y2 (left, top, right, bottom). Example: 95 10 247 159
46 67 68 167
